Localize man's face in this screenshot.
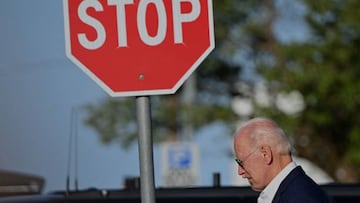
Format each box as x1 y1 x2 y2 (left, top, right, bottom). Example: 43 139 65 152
234 133 268 191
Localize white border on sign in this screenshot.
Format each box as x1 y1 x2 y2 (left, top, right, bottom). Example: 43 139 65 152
63 0 215 97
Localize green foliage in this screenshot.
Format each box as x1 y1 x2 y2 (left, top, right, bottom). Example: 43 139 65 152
85 94 236 149
256 0 360 181
85 98 137 148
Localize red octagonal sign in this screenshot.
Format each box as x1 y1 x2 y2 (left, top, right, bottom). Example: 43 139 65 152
63 0 214 97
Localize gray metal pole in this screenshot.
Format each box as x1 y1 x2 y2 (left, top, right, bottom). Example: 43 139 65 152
181 74 196 141
136 96 156 203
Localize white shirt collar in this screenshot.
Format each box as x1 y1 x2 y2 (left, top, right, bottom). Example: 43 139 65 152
257 161 297 203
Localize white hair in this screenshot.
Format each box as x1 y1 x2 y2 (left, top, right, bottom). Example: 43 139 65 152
240 117 293 155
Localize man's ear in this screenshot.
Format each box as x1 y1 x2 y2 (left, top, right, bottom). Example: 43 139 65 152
260 145 273 165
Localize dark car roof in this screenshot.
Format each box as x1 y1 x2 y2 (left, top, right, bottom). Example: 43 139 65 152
0 184 360 203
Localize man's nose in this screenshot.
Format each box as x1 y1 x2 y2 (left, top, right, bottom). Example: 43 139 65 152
238 165 246 175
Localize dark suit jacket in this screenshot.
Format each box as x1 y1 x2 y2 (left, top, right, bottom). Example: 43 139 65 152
272 166 331 203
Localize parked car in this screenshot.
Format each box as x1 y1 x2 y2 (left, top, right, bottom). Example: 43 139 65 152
0 183 359 203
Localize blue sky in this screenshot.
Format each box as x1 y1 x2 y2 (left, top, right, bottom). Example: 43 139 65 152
0 0 312 194
0 0 237 193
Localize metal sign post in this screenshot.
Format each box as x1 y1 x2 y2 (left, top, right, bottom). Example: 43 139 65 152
136 96 155 203
64 1 215 202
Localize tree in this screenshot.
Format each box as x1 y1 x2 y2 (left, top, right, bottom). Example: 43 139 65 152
253 0 360 182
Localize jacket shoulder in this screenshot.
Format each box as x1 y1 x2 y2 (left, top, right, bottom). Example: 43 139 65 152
273 166 331 203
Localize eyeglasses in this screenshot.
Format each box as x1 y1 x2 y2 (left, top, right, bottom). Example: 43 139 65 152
235 148 258 168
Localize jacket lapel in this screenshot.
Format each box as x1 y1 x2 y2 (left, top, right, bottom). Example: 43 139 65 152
271 166 304 203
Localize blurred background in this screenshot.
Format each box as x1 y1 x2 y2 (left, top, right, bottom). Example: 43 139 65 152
1 0 359 195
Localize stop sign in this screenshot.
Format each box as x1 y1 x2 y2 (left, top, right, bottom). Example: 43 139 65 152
63 0 214 97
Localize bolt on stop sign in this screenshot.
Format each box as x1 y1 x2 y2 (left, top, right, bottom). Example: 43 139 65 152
63 0 214 97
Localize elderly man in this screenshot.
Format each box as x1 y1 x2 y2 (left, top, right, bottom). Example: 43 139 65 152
233 117 331 203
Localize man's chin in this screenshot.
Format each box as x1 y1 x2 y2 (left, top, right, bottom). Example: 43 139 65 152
248 180 263 192
251 186 263 192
